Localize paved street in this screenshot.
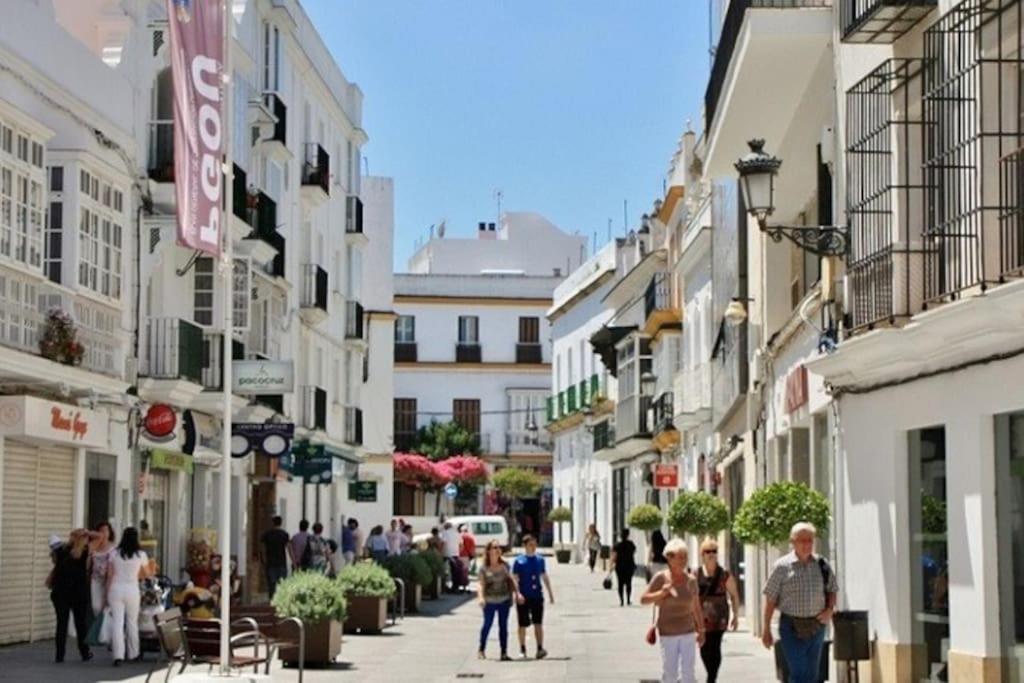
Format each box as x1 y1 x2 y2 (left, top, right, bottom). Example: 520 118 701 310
0 560 776 682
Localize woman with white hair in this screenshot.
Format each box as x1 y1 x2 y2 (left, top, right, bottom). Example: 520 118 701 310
641 537 705 683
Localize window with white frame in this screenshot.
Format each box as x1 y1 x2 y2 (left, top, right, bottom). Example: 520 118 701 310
233 258 250 330
395 314 415 342
0 272 38 350
458 315 479 344
0 121 45 271
194 257 214 325
77 168 124 299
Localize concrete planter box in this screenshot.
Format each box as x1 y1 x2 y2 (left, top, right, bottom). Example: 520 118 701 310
279 618 341 666
423 575 443 600
404 582 423 612
344 595 388 633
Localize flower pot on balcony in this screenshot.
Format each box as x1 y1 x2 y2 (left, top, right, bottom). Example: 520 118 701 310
343 595 388 634
555 549 572 564
279 617 341 666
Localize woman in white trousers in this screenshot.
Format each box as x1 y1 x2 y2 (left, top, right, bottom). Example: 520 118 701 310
641 538 705 683
105 527 151 666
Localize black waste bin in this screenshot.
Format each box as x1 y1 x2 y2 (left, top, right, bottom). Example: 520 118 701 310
833 610 870 661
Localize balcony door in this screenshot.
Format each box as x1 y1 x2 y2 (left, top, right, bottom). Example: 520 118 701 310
453 399 481 447
458 315 479 344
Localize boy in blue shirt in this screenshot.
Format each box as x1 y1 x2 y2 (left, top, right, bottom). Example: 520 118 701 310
512 535 555 659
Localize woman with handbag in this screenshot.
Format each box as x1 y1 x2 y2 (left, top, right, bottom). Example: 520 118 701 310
476 541 521 660
584 524 601 573
696 538 740 683
610 528 637 606
641 538 705 683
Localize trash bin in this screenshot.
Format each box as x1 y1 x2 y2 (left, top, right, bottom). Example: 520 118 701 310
833 610 870 661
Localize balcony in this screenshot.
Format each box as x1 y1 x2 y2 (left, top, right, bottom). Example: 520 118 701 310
547 374 602 423
651 391 680 451
147 121 174 183
643 272 681 337
702 0 832 175
840 0 935 44
506 429 553 453
301 385 328 431
595 394 651 462
299 264 328 325
394 341 417 363
515 343 542 364
566 385 578 413
455 342 481 363
345 196 367 246
243 190 284 272
344 406 363 446
999 148 1024 280
345 301 364 341
231 165 251 228
140 317 204 404
262 91 288 159
301 143 330 206
198 331 247 392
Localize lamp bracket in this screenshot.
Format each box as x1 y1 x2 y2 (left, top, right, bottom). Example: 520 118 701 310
759 221 849 257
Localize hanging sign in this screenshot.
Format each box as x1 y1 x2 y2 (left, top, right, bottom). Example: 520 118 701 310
143 404 177 440
232 361 295 395
149 448 194 474
167 0 224 255
231 422 294 458
289 440 332 484
653 464 679 490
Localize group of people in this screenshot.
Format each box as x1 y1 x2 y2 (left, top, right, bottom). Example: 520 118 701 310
47 522 153 667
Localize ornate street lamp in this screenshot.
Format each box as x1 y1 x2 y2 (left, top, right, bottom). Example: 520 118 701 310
735 139 849 257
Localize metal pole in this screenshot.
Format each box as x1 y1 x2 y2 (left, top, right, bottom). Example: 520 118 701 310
219 0 234 672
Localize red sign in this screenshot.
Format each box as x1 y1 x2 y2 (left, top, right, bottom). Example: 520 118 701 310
50 406 89 441
167 0 225 255
784 365 809 414
144 404 177 438
653 464 679 490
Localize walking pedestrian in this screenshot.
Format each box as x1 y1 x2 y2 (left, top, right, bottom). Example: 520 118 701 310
260 516 290 598
288 520 310 572
385 519 404 555
641 538 705 683
48 529 94 663
366 525 389 563
350 518 364 560
610 528 637 606
761 522 838 683
106 527 152 666
584 524 601 573
88 521 116 618
696 538 741 683
341 519 356 565
401 524 414 553
301 522 330 573
648 528 668 579
459 523 477 573
512 535 554 659
477 541 519 661
442 521 462 591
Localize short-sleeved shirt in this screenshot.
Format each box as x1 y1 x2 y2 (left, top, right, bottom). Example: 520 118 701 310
763 551 838 618
481 562 512 604
290 532 309 564
442 528 461 558
647 570 698 636
261 528 290 569
386 529 404 555
460 533 476 558
341 527 355 553
513 554 546 601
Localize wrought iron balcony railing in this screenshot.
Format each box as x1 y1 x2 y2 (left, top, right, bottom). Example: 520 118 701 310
302 143 330 195
263 91 287 146
455 342 481 363
394 341 417 362
515 342 542 364
840 0 935 44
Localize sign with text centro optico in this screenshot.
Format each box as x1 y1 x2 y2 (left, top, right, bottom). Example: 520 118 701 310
232 360 294 395
653 464 679 490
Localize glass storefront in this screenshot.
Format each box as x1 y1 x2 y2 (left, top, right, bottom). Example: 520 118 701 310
996 412 1024 681
908 427 949 682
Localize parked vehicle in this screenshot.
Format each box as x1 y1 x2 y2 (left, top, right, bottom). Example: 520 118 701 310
412 516 510 553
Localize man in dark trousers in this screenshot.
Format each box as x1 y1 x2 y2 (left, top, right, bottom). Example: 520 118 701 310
260 516 290 598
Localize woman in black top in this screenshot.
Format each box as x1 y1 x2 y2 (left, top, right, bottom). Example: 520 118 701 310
49 529 94 663
609 528 637 606
648 529 668 579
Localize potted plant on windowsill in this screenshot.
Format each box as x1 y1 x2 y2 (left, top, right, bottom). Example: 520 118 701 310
271 571 347 665
547 506 574 564
337 562 396 634
382 554 432 612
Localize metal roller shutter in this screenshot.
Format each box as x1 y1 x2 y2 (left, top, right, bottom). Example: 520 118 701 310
0 441 75 644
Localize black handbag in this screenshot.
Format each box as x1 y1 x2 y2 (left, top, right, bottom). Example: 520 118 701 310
602 574 613 590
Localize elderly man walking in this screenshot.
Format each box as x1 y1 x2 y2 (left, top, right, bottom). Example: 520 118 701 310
761 522 838 683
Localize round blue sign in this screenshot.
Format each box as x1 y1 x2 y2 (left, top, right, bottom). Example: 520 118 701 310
444 482 458 499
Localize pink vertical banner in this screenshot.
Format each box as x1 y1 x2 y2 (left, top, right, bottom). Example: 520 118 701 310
167 0 224 256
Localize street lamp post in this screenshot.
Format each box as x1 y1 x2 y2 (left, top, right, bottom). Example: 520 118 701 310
734 139 849 257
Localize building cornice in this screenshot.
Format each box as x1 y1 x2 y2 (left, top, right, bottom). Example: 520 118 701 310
394 295 552 307
395 362 551 373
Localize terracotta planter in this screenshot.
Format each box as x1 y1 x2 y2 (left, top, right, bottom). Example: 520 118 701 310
344 595 388 633
279 618 341 666
555 549 572 564
403 582 422 612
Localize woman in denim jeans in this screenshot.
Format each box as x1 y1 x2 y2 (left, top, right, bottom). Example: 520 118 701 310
477 541 522 660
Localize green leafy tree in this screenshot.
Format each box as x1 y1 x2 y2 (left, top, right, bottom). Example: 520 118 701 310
492 468 543 499
627 504 664 532
412 420 481 461
666 491 731 538
732 481 830 547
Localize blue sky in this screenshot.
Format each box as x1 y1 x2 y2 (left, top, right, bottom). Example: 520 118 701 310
303 1 711 271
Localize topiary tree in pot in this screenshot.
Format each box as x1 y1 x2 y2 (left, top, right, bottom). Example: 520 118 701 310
627 504 664 571
272 571 347 665
547 506 573 564
382 554 433 612
337 562 396 634
666 490 731 540
732 481 830 548
492 467 543 544
418 549 447 600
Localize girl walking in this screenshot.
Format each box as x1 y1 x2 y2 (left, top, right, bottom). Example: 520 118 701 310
477 541 520 660
584 524 601 573
106 527 152 666
641 538 705 683
696 538 741 683
610 528 637 606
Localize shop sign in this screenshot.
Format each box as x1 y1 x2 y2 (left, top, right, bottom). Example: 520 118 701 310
143 404 177 440
232 360 294 395
0 395 107 449
348 481 378 502
149 448 194 474
288 440 332 484
653 464 679 489
231 423 294 458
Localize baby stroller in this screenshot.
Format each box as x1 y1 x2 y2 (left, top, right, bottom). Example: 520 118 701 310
139 574 173 654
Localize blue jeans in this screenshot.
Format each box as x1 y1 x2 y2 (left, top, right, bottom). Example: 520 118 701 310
779 615 825 683
266 565 288 599
479 599 512 654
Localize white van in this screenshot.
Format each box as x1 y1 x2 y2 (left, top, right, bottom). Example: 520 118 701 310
412 515 510 554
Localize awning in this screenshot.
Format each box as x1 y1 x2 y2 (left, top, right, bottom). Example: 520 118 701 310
589 325 636 377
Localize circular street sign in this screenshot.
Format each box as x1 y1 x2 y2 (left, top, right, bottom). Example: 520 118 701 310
144 404 177 438
444 482 458 500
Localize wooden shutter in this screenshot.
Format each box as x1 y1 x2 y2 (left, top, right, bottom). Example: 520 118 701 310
518 317 539 343
394 398 417 451
452 399 480 436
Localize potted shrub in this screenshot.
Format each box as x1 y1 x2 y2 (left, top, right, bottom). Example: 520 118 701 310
271 571 347 666
337 562 396 634
732 481 830 548
382 554 432 612
547 506 573 563
666 490 731 539
419 551 446 600
627 504 664 534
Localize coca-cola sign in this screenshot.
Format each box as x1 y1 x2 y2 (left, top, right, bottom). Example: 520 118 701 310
144 404 177 440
